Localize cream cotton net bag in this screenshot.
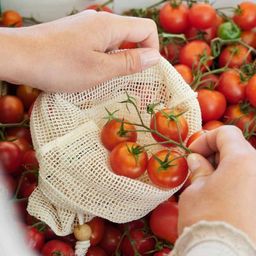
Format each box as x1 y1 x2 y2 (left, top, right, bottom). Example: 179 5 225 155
27 56 201 255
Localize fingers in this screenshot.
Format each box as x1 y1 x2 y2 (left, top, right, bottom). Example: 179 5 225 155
189 126 250 159
187 153 214 183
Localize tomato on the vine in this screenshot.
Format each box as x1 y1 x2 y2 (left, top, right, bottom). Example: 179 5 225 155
217 70 246 104
179 40 212 70
197 89 227 122
202 120 224 131
161 43 183 64
154 248 172 256
246 74 256 107
110 142 148 179
86 247 107 256
101 119 137 151
5 127 32 144
26 226 45 251
147 150 188 189
186 130 204 147
88 217 105 246
86 4 112 12
41 240 74 256
121 229 155 256
188 3 217 29
241 30 256 49
233 2 256 31
174 64 193 84
150 109 188 147
2 10 22 27
159 3 189 34
19 176 37 198
0 95 24 123
6 136 32 155
185 26 217 43
16 85 40 110
150 201 178 244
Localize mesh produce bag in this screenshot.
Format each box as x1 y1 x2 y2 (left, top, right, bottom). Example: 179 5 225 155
27 57 201 241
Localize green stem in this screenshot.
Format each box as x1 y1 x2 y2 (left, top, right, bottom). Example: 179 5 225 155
0 119 29 128
147 0 166 9
101 0 113 7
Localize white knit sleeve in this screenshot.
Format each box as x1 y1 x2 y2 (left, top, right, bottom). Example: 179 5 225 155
171 221 256 256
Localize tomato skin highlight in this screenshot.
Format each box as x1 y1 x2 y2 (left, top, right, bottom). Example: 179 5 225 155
246 75 256 108
174 64 193 85
150 201 178 244
101 119 137 151
197 89 227 122
147 150 188 189
150 109 188 147
159 3 189 34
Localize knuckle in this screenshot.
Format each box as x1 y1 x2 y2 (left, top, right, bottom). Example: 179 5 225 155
124 51 140 74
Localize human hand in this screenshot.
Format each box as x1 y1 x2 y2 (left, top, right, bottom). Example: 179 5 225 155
178 126 256 243
1 11 160 92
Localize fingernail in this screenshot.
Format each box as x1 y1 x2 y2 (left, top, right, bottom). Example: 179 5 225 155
140 49 161 70
187 154 201 171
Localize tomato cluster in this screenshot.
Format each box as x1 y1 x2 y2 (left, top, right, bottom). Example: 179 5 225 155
0 1 255 255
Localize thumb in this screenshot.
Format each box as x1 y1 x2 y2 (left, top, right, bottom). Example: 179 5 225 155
187 153 215 184
103 48 161 78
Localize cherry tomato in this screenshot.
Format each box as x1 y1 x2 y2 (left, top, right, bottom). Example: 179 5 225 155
0 141 22 174
6 136 32 155
159 3 189 33
26 226 45 251
150 201 178 244
179 40 212 70
16 85 40 110
99 224 121 256
119 41 137 49
233 2 256 30
5 127 32 144
119 219 145 233
188 3 217 29
174 64 193 84
218 44 252 68
86 4 112 12
197 89 227 122
0 95 24 123
198 74 219 89
19 176 37 198
121 230 155 256
147 150 188 189
88 217 105 246
203 120 224 130
110 142 148 179
101 119 137 151
86 247 107 256
154 248 172 256
161 43 183 64
186 130 204 147
246 74 256 107
150 109 188 147
2 10 22 27
217 70 246 104
185 26 217 43
224 104 255 132
241 30 256 49
42 240 74 256
21 149 39 171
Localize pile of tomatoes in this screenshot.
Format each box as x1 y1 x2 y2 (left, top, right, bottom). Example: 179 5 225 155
0 0 256 255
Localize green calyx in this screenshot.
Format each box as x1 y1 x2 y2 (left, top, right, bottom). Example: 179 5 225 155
218 22 241 40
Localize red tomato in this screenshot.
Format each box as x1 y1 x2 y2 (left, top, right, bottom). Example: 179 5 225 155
217 70 246 104
248 136 256 149
147 150 188 189
16 85 40 110
86 247 107 256
197 89 227 122
154 248 172 256
2 10 22 27
246 75 256 107
161 43 183 64
60 234 76 248
179 40 212 70
0 96 24 123
26 226 45 251
224 104 255 132
19 176 37 198
203 120 224 130
233 2 256 30
42 240 74 256
150 109 188 147
0 141 22 174
99 224 121 255
119 41 137 49
198 74 219 89
101 119 137 151
174 64 193 84
14 199 28 221
218 44 252 68
110 142 148 179
185 26 217 43
26 214 40 226
21 149 39 171
5 127 32 144
159 3 189 33
150 201 178 244
241 30 256 49
88 217 105 246
6 136 32 155
186 130 204 147
188 3 217 29
121 230 155 256
45 226 57 241
119 219 145 233
86 4 112 12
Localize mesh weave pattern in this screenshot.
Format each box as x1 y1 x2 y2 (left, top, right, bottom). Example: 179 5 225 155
28 57 201 236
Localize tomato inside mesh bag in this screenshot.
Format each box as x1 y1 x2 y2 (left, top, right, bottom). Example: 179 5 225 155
27 57 201 236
